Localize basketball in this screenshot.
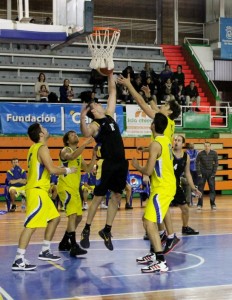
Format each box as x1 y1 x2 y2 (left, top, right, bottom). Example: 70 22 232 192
97 68 114 76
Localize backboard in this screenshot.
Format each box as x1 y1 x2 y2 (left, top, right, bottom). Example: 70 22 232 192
0 0 93 48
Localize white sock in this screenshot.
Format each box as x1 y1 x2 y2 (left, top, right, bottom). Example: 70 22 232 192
168 233 174 239
15 248 26 260
41 240 51 253
159 230 165 235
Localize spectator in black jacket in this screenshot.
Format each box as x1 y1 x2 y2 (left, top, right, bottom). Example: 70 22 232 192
185 80 201 112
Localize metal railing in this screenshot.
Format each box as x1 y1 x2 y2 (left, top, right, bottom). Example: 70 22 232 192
178 21 205 37
175 105 229 128
184 37 219 98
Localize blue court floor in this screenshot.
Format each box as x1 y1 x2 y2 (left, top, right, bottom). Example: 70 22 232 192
1 234 232 300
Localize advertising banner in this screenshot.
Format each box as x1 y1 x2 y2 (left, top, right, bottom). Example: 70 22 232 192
125 105 152 136
0 103 124 135
220 17 232 59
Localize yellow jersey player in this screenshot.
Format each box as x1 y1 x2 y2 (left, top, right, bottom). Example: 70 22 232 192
57 131 97 257
12 123 77 271
132 113 176 273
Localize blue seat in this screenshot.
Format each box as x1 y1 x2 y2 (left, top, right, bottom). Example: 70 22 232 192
129 174 150 207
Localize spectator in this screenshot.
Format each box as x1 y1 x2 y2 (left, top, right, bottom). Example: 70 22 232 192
35 73 49 101
59 79 74 103
172 65 185 87
89 69 107 94
161 78 175 102
140 62 158 85
159 63 173 84
145 76 158 104
6 158 27 212
45 17 52 25
196 142 218 210
122 66 135 83
132 74 143 94
174 83 186 106
185 80 201 112
39 84 49 102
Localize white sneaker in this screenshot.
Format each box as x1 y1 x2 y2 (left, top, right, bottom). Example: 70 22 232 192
136 252 156 264
197 205 202 210
141 260 168 273
100 203 108 209
12 258 36 271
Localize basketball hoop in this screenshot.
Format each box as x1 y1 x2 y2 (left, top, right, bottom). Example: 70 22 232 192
86 27 121 70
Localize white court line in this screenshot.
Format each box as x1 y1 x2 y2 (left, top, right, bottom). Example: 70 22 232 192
0 287 14 300
101 251 205 278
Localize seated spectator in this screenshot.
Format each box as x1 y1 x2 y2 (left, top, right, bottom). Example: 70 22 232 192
161 78 175 102
185 80 201 111
6 158 27 212
145 76 158 104
45 17 52 25
140 62 158 85
174 83 186 106
39 84 49 102
89 69 107 94
59 79 74 103
172 64 185 87
48 92 59 103
159 63 173 84
132 75 144 102
35 72 49 101
117 84 133 104
122 66 135 83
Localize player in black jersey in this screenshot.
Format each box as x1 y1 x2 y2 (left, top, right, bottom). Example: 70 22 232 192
80 73 128 251
164 135 201 243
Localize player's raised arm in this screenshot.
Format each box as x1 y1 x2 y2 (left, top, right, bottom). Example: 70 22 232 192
105 73 117 117
117 74 157 119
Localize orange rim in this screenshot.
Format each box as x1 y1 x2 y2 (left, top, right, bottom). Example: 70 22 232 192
91 26 121 36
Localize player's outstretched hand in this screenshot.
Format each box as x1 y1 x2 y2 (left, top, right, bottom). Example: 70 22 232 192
117 74 131 87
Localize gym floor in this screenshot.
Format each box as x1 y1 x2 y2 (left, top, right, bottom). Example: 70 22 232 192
0 196 232 300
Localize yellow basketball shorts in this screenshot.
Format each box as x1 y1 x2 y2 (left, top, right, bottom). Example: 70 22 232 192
58 186 82 217
24 188 60 228
144 189 175 224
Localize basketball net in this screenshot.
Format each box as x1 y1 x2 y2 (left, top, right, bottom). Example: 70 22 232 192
86 27 121 70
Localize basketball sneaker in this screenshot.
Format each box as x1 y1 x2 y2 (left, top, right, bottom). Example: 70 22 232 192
38 250 61 261
12 258 37 271
136 252 156 264
163 234 180 254
70 244 88 257
80 228 90 248
58 241 71 251
141 260 169 273
98 229 113 251
182 226 199 235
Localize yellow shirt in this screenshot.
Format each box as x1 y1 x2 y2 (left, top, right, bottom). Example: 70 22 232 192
150 135 176 193
57 147 82 192
26 142 50 192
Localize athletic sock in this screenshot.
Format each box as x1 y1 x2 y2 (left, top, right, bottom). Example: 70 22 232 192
67 231 76 247
150 243 155 253
41 240 51 253
156 251 165 262
103 224 112 234
60 231 70 244
84 223 91 231
15 248 26 261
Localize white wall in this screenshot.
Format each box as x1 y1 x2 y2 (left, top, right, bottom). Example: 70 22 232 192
192 45 214 71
